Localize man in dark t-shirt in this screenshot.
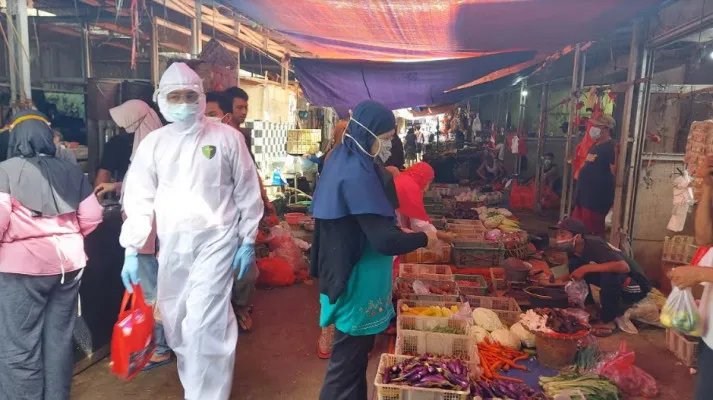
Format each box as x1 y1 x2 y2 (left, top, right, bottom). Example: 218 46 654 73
94 132 134 193
553 218 651 336
574 114 616 236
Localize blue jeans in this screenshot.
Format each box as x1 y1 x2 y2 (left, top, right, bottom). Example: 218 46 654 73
137 254 171 356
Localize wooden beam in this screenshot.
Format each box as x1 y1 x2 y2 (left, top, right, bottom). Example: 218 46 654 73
151 0 290 61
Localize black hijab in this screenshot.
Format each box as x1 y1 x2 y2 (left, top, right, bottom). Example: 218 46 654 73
0 111 92 216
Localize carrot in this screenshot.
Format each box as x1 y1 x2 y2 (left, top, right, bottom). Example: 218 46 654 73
503 364 510 371
493 374 524 383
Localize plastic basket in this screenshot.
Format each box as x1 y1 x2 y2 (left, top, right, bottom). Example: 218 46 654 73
395 330 480 376
666 328 699 367
395 277 459 300
399 264 454 281
453 242 504 267
374 354 471 400
504 243 530 260
397 299 464 314
461 295 521 327
397 315 471 335
454 274 488 296
425 203 446 216
431 216 448 230
662 236 697 265
402 246 453 264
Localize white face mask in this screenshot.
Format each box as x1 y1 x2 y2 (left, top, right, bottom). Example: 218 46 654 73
378 138 392 162
207 114 227 123
344 117 389 160
589 127 602 140
164 103 199 122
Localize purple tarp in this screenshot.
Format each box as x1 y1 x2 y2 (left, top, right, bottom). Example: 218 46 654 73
293 51 535 115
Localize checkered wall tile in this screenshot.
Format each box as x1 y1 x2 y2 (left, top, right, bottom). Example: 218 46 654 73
246 121 291 174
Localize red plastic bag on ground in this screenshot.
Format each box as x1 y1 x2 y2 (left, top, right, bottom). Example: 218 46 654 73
595 340 658 397
111 285 156 380
510 180 535 209
256 257 296 286
267 226 308 274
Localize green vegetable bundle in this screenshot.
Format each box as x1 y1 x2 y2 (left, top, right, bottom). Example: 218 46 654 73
540 372 619 400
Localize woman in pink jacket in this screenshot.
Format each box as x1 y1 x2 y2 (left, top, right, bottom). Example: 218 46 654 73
0 110 103 400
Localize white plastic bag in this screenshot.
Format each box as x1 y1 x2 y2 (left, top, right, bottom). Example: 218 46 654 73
660 287 702 336
565 280 589 309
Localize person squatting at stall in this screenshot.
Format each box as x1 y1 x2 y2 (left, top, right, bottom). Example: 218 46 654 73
311 100 438 400
0 111 104 400
205 89 273 332
102 99 174 369
668 155 713 400
119 63 264 400
477 150 506 184
553 218 651 337
573 114 616 236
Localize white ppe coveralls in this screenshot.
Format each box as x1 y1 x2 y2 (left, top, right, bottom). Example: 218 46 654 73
120 63 264 400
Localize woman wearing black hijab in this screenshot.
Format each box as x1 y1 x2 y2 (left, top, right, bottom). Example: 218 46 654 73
0 110 103 399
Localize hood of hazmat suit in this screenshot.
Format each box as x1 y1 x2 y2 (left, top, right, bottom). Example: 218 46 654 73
119 62 264 400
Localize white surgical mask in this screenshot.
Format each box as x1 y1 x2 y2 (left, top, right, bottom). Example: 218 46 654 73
344 117 389 159
589 127 602 140
378 138 392 162
165 103 199 122
207 114 227 123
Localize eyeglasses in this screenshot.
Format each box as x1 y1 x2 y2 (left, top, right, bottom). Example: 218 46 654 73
166 91 200 104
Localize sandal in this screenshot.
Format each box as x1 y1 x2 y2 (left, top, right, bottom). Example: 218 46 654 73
318 325 335 359
142 354 173 371
237 305 253 332
591 326 617 338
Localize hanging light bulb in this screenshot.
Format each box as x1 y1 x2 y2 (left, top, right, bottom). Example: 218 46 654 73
521 90 529 97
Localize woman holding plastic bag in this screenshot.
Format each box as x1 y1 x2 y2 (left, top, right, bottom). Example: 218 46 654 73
668 155 713 400
0 111 103 399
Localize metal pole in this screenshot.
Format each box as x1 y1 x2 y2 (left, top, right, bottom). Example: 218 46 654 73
5 11 18 104
8 0 31 102
234 15 241 87
534 82 550 213
624 36 653 234
191 1 202 56
81 22 92 79
559 43 582 220
610 20 642 242
151 20 159 86
565 45 588 216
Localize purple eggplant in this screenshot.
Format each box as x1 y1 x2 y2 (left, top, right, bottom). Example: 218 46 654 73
443 370 470 389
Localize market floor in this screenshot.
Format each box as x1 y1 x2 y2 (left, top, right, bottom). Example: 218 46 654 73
71 282 696 400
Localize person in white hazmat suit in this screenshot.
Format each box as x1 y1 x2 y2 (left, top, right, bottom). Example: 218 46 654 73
119 62 264 399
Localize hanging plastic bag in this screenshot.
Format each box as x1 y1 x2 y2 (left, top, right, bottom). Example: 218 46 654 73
111 285 156 380
660 286 702 336
565 280 589 309
595 341 659 397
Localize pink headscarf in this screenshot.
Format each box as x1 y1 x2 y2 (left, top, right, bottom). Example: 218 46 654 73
109 99 163 160
111 99 162 255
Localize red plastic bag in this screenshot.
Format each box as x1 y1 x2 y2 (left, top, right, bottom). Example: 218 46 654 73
256 257 296 286
595 340 658 397
110 285 156 380
510 180 535 209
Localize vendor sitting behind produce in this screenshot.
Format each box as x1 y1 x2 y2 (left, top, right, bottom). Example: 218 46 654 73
476 150 506 184
553 218 651 337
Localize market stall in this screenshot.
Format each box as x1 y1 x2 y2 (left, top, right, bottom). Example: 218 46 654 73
372 178 664 400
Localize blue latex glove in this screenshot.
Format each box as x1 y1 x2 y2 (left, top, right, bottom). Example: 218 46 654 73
232 243 256 279
121 254 140 293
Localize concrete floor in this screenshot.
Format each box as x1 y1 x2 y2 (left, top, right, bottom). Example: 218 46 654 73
71 281 696 400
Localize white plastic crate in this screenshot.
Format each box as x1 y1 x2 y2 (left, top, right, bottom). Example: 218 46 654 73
461 295 521 327
399 264 454 281
397 315 471 335
666 328 699 367
396 329 480 376
397 299 464 318
375 354 471 400
395 277 459 300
